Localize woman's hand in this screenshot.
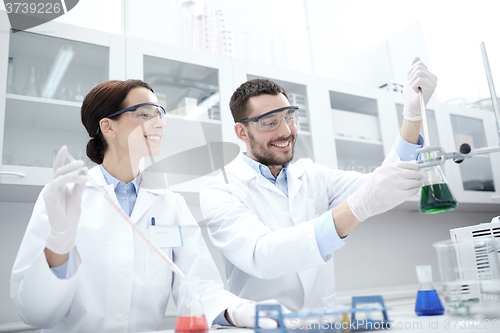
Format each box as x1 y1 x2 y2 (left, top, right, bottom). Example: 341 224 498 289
44 146 88 256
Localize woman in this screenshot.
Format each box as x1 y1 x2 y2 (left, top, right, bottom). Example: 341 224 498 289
10 80 276 332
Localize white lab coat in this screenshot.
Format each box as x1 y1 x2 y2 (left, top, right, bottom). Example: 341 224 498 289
11 166 245 333
200 149 400 311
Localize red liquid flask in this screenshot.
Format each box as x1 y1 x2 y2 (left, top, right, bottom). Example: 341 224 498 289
175 278 208 333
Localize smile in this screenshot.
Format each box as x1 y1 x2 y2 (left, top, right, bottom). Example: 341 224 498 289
145 135 161 143
271 140 290 148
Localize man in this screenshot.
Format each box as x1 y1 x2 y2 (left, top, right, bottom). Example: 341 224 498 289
200 58 436 311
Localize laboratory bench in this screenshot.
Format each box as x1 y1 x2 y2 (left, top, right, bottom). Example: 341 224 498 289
145 308 500 333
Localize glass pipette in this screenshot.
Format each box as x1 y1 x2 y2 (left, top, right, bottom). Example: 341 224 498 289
66 152 186 279
418 88 430 148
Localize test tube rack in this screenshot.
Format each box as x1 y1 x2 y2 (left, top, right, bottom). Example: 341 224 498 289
254 296 391 333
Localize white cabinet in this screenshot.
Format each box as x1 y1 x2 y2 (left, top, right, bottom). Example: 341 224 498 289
125 37 236 195
0 11 499 210
385 90 500 206
0 12 125 198
234 61 316 163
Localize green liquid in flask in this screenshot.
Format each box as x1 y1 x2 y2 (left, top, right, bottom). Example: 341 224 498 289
419 183 457 214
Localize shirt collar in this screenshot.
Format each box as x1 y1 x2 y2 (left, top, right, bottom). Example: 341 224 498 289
240 152 289 180
99 164 141 192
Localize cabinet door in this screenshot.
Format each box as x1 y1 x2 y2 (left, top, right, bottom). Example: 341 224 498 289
321 78 388 173
0 17 124 190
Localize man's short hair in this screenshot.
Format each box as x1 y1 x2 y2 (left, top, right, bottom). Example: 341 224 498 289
230 78 289 123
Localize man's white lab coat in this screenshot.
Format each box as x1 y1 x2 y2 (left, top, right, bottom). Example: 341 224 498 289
200 150 400 311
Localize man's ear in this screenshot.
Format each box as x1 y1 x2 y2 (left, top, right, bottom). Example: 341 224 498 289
100 118 117 139
235 123 249 143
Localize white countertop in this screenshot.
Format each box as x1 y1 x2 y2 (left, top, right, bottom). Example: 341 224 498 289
146 305 499 333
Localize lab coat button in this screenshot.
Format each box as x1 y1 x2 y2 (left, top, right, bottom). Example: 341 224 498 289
291 209 299 217
115 313 124 323
122 268 132 278
310 247 316 254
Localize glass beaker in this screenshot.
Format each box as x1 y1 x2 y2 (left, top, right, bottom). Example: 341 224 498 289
418 153 457 214
175 277 208 333
415 265 444 316
6 57 17 94
22 66 40 97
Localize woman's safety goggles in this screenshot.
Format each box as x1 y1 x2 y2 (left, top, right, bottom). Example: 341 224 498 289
95 103 166 135
238 106 299 131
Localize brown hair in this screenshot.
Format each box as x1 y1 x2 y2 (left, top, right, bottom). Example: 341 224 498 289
81 79 153 164
230 78 289 122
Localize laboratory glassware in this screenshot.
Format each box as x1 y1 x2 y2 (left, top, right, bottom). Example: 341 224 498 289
75 83 84 102
6 57 17 94
175 277 208 333
433 239 500 319
414 265 444 316
419 153 457 214
22 66 40 97
416 86 456 214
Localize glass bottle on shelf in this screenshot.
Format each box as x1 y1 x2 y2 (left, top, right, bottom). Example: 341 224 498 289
75 83 84 102
22 66 40 97
6 57 17 94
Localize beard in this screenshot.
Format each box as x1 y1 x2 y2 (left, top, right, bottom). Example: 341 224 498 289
248 131 296 166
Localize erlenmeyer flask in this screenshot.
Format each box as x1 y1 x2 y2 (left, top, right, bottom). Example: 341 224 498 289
22 66 40 97
415 265 445 316
175 277 208 333
419 153 457 214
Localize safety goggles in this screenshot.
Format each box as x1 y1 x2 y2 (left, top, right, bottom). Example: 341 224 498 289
238 106 299 131
95 102 166 135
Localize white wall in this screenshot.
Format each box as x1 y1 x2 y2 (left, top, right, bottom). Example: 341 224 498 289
334 207 498 291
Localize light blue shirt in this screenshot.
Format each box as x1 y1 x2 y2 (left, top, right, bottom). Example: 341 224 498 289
99 165 141 216
241 133 423 259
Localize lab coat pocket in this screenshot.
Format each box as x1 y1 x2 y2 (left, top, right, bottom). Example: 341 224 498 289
307 194 329 220
145 230 172 287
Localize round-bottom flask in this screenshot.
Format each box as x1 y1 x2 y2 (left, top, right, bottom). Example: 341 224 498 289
175 277 208 333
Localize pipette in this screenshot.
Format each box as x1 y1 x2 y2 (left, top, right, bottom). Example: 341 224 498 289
66 152 186 279
418 88 430 149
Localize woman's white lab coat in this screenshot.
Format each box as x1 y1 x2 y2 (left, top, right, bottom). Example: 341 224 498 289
200 150 400 312
11 166 245 332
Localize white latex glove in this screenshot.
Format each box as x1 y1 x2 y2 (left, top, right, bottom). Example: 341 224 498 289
402 57 438 121
227 299 290 329
44 146 88 254
347 162 422 221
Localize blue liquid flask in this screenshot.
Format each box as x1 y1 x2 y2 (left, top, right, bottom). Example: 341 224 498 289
415 265 444 316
